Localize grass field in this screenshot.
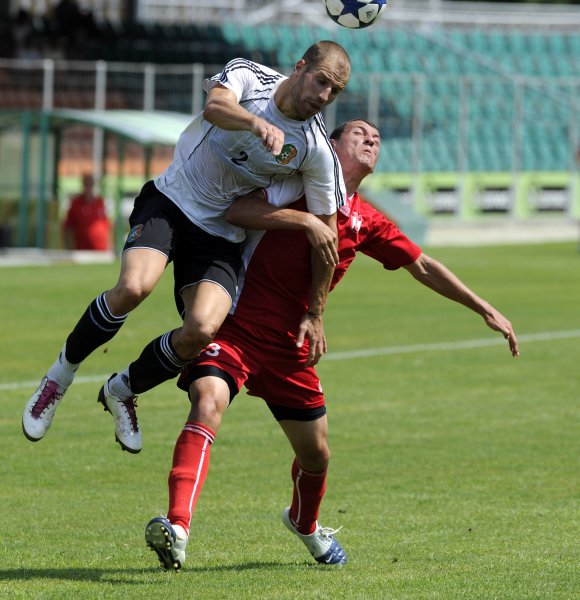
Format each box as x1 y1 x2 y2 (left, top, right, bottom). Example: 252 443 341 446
1 242 578 599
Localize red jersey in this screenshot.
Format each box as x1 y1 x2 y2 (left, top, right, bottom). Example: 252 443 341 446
179 193 422 407
63 195 111 251
228 192 422 336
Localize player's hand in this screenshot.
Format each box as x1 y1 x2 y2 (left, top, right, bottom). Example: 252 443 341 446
305 214 339 266
251 118 285 155
296 312 328 366
483 309 519 357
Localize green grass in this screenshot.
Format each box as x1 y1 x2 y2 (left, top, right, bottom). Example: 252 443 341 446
1 242 579 599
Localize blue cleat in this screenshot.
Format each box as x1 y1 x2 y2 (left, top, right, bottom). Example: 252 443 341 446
282 507 347 565
145 516 187 571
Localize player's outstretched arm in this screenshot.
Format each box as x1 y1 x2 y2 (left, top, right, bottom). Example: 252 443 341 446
404 253 519 357
204 85 284 154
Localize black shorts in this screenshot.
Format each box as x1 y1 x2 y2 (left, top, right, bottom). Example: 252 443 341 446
124 181 242 306
266 403 327 422
177 364 327 422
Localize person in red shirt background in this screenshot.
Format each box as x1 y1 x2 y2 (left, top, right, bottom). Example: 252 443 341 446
63 173 112 251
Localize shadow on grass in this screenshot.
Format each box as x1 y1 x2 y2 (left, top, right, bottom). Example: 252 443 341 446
0 562 296 584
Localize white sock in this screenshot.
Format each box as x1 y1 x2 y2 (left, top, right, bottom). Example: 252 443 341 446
46 343 79 390
108 368 133 400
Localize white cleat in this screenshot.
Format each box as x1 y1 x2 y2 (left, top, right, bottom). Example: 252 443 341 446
282 507 347 565
22 376 65 442
97 375 142 453
145 517 187 571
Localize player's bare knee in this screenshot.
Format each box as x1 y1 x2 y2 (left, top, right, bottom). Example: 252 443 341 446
180 322 218 357
188 388 224 430
298 447 330 473
108 282 151 313
317 450 331 471
197 320 221 347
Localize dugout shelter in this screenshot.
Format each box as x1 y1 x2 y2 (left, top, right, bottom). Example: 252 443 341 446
0 109 191 249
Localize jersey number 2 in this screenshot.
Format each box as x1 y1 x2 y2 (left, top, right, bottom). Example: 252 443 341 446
231 151 248 166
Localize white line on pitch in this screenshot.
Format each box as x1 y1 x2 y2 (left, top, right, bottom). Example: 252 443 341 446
324 328 580 361
2 329 580 391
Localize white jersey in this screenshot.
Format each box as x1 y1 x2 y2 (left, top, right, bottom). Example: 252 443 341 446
154 59 346 242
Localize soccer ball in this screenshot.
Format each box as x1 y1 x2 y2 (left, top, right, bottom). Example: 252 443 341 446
323 0 388 29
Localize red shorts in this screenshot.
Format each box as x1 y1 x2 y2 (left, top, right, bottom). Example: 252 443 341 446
178 318 325 415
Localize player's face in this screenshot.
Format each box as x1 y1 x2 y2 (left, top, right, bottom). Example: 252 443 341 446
335 121 381 173
290 59 350 120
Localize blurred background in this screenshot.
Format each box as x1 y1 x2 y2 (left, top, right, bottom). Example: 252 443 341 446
0 0 579 252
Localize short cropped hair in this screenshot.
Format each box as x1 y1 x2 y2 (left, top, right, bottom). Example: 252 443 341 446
301 40 351 71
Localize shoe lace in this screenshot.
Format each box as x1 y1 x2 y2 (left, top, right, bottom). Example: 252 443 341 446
31 379 62 418
121 396 139 432
317 525 343 540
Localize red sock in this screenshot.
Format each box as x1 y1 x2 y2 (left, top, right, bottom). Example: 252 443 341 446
289 458 327 535
167 422 215 535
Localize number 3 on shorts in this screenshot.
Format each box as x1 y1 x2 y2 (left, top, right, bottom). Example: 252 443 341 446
204 343 221 357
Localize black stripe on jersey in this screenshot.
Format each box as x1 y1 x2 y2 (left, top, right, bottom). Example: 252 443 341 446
218 67 280 90
314 113 328 136
186 126 214 161
239 97 275 107
304 118 322 152
296 129 309 172
212 58 283 88
311 113 345 209
223 58 282 84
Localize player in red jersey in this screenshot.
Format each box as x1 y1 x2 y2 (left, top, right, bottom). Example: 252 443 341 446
144 120 519 571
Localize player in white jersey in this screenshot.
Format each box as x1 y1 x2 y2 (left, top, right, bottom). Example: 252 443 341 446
22 41 351 455
156 59 345 243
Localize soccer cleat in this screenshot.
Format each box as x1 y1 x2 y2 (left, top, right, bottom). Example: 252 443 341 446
22 376 65 442
145 516 187 571
97 375 142 453
282 507 347 565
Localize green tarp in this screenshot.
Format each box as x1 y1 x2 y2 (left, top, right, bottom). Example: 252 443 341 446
0 109 192 145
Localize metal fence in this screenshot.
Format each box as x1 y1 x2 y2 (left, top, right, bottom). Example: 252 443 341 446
2 58 578 165
1 57 579 226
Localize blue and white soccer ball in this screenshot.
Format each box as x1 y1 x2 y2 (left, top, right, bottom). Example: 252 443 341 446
323 0 388 29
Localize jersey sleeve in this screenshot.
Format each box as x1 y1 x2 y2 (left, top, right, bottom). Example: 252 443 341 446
203 59 280 102
358 198 422 269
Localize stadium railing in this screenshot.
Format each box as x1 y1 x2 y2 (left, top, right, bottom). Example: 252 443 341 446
1 17 580 249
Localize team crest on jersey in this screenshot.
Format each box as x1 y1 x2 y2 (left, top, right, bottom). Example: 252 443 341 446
275 144 297 165
350 212 363 232
126 224 144 243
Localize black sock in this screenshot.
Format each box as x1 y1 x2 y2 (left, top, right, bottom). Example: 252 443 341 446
128 331 189 394
65 293 127 364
